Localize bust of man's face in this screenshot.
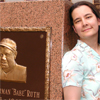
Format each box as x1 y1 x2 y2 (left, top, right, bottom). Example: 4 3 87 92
0 46 16 72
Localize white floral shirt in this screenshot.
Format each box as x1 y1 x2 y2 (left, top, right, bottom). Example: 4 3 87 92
62 40 100 100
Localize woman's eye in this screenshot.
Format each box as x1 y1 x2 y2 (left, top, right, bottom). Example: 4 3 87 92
86 16 91 19
75 20 81 24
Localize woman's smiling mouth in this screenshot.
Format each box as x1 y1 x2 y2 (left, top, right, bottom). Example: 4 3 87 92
82 28 92 32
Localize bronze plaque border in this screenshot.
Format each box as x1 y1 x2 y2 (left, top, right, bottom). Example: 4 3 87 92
0 27 51 100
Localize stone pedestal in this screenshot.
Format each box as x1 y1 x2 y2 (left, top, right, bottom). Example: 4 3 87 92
0 0 77 99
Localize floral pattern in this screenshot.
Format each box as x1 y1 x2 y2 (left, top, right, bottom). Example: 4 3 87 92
63 69 76 83
62 40 100 100
96 63 100 72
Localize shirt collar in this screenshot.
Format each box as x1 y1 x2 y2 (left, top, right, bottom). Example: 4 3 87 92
76 39 100 59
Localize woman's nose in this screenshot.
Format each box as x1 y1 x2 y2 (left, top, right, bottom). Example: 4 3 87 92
82 19 88 27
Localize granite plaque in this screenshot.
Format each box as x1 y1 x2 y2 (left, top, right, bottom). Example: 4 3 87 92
0 27 51 100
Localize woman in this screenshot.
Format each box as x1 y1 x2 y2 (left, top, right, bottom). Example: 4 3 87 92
62 1 100 100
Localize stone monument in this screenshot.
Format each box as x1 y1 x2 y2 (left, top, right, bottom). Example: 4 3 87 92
0 0 77 99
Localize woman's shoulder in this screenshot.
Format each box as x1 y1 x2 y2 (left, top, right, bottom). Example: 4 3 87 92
62 46 84 66
63 46 83 59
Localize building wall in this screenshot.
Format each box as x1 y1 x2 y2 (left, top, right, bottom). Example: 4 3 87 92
3 0 94 3
5 0 24 2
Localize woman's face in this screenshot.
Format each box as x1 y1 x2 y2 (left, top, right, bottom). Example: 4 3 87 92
72 5 100 41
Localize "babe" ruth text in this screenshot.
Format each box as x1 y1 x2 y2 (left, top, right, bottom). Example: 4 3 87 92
0 88 40 98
